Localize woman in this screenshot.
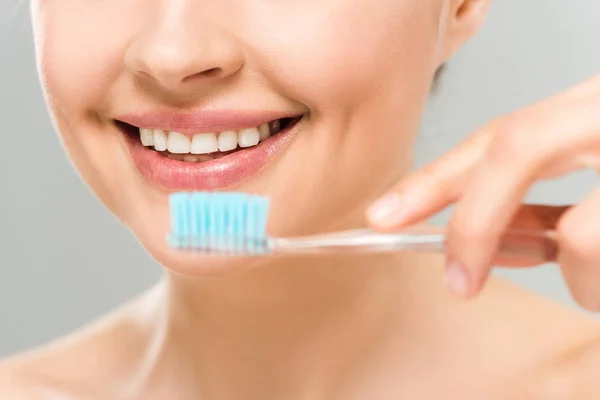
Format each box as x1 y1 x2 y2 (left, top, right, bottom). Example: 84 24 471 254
2 0 600 397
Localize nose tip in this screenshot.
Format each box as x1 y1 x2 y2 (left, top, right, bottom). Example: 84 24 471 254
125 26 244 92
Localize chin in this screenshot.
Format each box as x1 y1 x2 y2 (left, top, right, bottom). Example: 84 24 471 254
135 226 270 278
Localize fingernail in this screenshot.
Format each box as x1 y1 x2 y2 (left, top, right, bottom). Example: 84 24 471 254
444 258 470 296
367 193 404 226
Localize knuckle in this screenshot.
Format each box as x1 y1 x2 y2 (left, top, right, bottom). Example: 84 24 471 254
409 166 456 204
448 212 494 245
425 175 454 203
485 117 532 163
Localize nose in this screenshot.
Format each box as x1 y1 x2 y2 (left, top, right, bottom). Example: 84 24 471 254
125 3 244 93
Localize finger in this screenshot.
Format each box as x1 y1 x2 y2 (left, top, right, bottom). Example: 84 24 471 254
366 131 491 230
444 103 600 298
556 187 600 312
507 204 568 231
368 75 600 232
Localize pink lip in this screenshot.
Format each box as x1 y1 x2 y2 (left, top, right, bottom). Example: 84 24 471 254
117 109 298 135
120 114 305 191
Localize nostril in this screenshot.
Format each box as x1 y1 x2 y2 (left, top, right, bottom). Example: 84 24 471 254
183 68 222 83
202 67 221 76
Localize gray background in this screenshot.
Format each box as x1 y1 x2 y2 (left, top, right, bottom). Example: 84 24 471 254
1 1 599 357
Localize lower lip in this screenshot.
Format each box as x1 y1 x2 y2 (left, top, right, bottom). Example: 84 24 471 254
123 118 303 191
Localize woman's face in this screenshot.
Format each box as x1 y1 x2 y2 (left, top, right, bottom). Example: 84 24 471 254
31 0 461 276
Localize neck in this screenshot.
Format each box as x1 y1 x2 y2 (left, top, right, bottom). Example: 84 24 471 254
139 253 444 399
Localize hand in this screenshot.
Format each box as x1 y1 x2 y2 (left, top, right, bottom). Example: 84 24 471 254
367 72 600 311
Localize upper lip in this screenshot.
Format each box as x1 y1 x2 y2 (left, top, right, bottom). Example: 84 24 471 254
116 109 303 135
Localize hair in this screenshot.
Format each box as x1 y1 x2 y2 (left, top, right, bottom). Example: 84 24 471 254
432 63 447 91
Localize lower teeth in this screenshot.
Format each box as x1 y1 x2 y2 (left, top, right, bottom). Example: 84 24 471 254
165 153 216 162
163 150 237 163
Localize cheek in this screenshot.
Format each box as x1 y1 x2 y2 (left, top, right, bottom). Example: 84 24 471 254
33 4 137 215
34 4 130 116
251 0 439 113
249 0 439 183
253 2 438 184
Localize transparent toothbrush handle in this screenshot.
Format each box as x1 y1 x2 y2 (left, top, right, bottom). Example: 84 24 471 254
494 229 558 264
272 227 558 265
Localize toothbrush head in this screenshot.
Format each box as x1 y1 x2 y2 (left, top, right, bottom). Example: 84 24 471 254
167 191 272 255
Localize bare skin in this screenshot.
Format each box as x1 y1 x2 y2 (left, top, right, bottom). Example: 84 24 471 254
5 0 600 398
2 256 600 399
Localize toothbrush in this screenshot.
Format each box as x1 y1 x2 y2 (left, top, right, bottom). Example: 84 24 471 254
167 192 558 264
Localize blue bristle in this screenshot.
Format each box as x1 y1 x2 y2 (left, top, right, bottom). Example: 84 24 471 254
228 194 237 251
199 193 210 250
216 194 229 251
207 193 218 251
251 198 261 254
188 193 204 249
236 196 249 252
215 194 226 251
185 194 196 249
184 194 194 248
168 192 190 248
167 191 271 254
169 192 184 235
244 196 255 254
256 197 270 254
227 193 248 252
248 195 268 254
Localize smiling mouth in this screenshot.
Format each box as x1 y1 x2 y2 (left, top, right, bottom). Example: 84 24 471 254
116 116 303 163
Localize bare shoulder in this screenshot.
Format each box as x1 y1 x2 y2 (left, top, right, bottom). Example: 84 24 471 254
522 332 600 400
0 364 59 399
0 338 115 400
0 361 108 399
485 277 600 340
0 336 107 400
0 287 161 399
485 278 600 398
547 332 600 398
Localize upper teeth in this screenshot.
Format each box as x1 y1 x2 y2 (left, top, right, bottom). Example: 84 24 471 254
139 122 276 154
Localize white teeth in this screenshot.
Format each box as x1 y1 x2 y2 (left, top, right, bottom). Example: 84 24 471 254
153 130 168 151
183 154 199 163
238 127 260 148
191 133 218 154
167 131 191 154
269 120 281 135
218 130 238 152
140 119 287 155
140 128 154 146
198 154 216 162
258 123 270 141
